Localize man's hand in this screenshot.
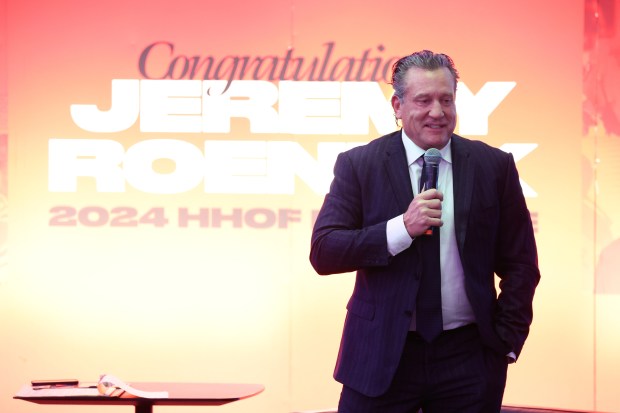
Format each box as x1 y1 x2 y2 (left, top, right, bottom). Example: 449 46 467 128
403 189 443 238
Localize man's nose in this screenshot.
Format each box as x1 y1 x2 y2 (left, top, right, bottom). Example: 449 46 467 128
429 100 444 118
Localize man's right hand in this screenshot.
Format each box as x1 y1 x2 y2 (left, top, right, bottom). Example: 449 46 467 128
403 188 443 238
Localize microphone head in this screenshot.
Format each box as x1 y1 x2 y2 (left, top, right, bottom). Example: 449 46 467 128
424 148 442 166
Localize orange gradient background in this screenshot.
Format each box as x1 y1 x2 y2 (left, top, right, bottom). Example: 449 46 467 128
1 1 619 412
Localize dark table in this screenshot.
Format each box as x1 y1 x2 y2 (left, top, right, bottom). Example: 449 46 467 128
15 382 264 413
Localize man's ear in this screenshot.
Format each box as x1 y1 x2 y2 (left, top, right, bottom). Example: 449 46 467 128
391 94 401 118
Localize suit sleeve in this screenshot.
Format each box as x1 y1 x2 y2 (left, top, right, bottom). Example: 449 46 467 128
309 151 392 275
494 153 541 357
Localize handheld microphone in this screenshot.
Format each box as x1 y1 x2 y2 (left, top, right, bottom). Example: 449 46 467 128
422 148 442 235
422 148 442 191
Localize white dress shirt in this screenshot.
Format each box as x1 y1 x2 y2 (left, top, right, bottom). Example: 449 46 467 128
386 131 476 331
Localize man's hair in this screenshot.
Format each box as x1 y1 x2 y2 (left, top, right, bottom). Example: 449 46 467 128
390 50 459 99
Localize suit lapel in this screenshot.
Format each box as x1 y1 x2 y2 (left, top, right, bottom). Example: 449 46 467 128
383 131 414 213
451 135 474 252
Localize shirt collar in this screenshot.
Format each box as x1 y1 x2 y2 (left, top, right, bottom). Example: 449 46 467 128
401 129 452 166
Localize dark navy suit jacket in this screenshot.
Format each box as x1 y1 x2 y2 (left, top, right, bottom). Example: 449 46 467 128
310 130 540 397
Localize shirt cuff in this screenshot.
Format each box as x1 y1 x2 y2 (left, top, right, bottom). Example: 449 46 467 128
386 214 413 256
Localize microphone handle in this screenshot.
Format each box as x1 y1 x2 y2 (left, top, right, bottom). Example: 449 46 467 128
424 163 439 190
424 163 439 235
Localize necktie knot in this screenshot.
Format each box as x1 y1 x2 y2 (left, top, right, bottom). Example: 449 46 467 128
419 158 427 193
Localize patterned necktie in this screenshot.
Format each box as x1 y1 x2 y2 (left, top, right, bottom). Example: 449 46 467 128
416 158 443 342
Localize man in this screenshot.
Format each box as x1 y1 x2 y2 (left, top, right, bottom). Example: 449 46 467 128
309 50 540 413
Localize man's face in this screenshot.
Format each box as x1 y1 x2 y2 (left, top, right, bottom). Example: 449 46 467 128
391 67 457 150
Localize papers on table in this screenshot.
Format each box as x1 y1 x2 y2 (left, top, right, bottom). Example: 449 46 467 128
17 374 169 399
